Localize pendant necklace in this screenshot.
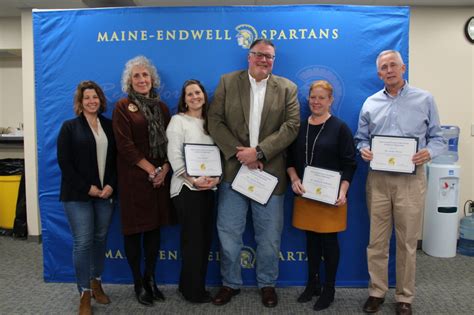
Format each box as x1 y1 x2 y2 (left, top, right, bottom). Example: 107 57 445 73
305 116 327 166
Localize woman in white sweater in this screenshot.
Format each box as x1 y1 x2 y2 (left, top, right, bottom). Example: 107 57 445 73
166 79 220 303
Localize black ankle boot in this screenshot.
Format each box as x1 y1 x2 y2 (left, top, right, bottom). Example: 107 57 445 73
313 284 335 311
297 275 321 303
134 281 153 306
144 275 165 301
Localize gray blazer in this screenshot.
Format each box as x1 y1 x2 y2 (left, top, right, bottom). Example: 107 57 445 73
208 70 300 195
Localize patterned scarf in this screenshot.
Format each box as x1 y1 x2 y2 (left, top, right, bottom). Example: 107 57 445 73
129 89 167 159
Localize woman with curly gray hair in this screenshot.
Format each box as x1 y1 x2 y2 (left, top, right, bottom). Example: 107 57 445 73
112 56 173 307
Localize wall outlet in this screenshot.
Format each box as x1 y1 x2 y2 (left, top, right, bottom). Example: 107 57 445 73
471 124 474 136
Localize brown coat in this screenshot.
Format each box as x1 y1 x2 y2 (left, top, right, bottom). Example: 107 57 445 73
208 70 300 195
112 98 173 235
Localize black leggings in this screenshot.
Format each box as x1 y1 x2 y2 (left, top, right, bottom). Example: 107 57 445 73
306 231 340 285
123 228 161 282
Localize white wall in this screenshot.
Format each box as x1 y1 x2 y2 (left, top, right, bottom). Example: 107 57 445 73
21 10 41 238
0 57 23 128
410 7 474 211
1 6 473 237
0 17 21 49
0 17 23 158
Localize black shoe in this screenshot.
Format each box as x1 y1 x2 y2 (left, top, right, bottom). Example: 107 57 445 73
297 275 321 303
313 285 335 311
188 291 213 304
134 282 153 306
144 275 165 301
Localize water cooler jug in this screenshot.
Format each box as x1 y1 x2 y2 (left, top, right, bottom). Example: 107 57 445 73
422 126 460 258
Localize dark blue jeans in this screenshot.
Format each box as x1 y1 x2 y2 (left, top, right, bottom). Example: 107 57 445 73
63 199 114 293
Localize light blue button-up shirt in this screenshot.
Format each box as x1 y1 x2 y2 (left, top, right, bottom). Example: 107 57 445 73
354 82 447 159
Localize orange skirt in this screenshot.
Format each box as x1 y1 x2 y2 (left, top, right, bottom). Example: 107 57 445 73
292 196 347 233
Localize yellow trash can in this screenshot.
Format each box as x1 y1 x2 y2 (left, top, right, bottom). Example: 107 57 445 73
0 175 21 229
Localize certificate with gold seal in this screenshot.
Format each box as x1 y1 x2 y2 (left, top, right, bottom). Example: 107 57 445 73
184 143 222 177
369 135 418 174
231 165 278 205
302 166 341 205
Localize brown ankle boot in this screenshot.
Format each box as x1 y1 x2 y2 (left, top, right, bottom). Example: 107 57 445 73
79 290 92 315
91 279 111 304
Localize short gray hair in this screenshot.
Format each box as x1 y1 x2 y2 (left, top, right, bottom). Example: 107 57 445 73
121 55 160 94
376 50 405 69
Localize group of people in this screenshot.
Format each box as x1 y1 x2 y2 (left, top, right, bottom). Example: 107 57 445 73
57 38 446 315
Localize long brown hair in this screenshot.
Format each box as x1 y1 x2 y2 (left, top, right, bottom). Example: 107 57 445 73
177 79 210 134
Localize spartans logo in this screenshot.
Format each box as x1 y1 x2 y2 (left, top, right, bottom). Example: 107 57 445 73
235 24 258 49
240 245 256 269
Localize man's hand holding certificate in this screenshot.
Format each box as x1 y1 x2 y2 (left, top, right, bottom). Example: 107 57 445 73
369 135 418 174
231 165 278 205
184 144 222 177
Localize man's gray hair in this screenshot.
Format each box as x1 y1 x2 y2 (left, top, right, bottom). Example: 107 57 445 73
376 50 405 69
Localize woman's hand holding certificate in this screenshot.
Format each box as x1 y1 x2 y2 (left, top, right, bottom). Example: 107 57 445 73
301 166 341 205
184 144 222 177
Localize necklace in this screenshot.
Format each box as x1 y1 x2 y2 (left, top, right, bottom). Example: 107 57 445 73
305 116 327 166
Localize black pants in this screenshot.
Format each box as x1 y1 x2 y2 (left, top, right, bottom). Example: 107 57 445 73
173 186 214 301
306 231 340 285
123 228 161 283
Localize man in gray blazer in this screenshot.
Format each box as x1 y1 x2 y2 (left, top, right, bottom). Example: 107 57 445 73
208 39 300 308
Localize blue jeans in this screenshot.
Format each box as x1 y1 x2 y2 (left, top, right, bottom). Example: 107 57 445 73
216 181 284 289
63 199 114 293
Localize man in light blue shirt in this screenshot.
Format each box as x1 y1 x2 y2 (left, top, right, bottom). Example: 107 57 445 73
354 50 446 315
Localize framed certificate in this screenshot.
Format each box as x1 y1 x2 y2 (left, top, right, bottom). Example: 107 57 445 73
369 135 418 174
184 143 222 177
302 166 341 205
231 165 279 205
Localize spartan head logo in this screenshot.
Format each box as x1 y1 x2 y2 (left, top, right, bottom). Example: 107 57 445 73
240 245 256 269
235 24 258 49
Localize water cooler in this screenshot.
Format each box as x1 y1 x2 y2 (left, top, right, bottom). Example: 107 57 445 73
422 126 460 258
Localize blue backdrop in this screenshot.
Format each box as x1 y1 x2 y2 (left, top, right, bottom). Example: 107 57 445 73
33 5 409 286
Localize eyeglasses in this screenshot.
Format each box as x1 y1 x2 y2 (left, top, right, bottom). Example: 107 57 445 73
249 51 275 61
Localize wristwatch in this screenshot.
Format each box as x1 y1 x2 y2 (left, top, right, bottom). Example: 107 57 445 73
256 146 264 160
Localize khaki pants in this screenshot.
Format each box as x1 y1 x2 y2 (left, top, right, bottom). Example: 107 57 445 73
366 167 426 303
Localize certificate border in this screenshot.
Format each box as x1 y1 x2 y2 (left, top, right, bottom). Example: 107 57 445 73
184 143 222 177
231 166 279 206
301 165 342 205
369 135 419 175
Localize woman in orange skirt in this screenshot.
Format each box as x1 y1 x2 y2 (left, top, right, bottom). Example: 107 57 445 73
287 80 356 311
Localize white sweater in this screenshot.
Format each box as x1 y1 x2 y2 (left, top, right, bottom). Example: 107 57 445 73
166 113 216 198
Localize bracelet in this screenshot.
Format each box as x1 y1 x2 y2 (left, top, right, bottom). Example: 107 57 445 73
148 167 162 181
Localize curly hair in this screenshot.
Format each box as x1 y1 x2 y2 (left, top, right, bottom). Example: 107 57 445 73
121 55 160 94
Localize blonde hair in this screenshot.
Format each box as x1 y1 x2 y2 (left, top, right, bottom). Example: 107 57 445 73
309 80 334 98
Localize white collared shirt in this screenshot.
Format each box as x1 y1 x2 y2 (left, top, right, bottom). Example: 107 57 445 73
248 72 268 147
